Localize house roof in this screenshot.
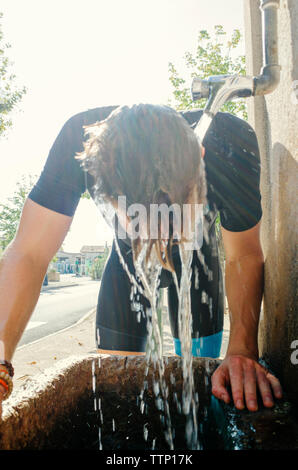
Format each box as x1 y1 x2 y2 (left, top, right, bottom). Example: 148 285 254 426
56 251 81 258
80 245 106 253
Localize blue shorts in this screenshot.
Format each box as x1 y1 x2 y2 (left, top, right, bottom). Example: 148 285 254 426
173 331 223 358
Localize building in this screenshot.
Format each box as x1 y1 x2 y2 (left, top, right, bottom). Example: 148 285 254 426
54 243 110 275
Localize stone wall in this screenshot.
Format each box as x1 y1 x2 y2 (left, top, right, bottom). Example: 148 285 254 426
244 0 298 400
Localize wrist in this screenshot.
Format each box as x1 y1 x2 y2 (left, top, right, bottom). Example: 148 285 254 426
0 369 13 400
225 350 259 362
228 325 258 359
226 342 259 360
0 361 14 401
0 382 7 395
227 335 258 361
0 360 14 378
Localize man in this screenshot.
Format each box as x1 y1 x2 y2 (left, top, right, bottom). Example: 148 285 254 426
0 104 282 416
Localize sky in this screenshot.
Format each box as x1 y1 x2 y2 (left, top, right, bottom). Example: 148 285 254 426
0 0 244 252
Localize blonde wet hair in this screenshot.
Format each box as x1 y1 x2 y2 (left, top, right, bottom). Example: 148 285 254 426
77 103 206 271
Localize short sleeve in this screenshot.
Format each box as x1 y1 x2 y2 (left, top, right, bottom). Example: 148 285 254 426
216 113 263 232
28 106 118 216
181 109 262 232
28 113 86 216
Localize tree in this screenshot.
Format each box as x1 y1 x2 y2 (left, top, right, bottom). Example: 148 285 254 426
0 174 36 250
0 12 26 138
90 249 109 280
168 25 247 120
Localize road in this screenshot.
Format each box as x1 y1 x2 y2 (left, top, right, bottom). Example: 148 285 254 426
17 278 101 347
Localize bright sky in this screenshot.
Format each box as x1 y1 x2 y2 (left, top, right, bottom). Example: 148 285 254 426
0 0 244 252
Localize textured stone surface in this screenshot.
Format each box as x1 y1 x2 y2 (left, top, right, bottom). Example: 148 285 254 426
211 396 298 450
244 0 298 402
1 354 297 450
0 355 220 450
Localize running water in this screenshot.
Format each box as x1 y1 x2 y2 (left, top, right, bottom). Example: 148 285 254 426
114 238 175 449
194 112 213 143
172 243 200 449
113 235 202 449
90 192 206 449
92 155 209 449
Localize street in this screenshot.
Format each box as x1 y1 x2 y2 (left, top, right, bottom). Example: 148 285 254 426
16 274 230 357
17 276 100 347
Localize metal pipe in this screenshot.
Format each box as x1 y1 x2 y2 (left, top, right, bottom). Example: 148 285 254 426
253 0 281 95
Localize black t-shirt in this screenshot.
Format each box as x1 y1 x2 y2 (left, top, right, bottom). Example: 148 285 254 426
28 106 262 232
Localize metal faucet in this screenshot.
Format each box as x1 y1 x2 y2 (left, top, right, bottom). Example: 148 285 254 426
192 0 281 140
192 74 254 117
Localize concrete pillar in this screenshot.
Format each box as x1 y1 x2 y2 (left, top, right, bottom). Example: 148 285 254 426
244 0 298 401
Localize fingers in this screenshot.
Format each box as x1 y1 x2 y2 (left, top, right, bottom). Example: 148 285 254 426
256 369 274 408
228 357 245 410
212 356 283 412
211 367 231 404
231 359 283 411
243 360 258 411
266 372 283 400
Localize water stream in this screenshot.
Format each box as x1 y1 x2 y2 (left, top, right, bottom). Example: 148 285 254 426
111 233 203 449
194 112 213 143
115 239 174 449
173 243 200 449
90 108 216 449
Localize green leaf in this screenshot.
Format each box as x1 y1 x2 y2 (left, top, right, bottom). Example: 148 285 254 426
0 12 26 138
168 25 247 120
0 174 37 250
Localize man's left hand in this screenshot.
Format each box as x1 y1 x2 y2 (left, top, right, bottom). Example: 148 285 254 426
211 354 283 411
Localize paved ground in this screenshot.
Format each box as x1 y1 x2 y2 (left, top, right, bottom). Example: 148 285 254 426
20 277 100 346
12 279 230 392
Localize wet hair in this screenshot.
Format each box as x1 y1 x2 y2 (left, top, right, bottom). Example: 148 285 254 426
77 103 206 271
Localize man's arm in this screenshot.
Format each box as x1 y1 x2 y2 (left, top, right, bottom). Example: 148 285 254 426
211 221 282 411
0 198 73 411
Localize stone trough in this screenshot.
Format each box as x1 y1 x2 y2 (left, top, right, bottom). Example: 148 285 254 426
0 355 297 450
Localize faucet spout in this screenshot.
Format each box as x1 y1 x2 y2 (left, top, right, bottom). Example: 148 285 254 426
192 74 254 117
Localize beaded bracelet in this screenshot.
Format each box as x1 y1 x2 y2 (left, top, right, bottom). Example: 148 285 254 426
0 369 13 400
0 360 14 377
0 378 8 393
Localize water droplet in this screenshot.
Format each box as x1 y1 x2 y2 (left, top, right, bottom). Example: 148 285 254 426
143 423 149 441
153 381 160 396
98 427 102 450
92 375 96 393
140 400 145 414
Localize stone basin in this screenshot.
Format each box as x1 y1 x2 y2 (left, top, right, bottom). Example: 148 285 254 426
0 355 297 450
